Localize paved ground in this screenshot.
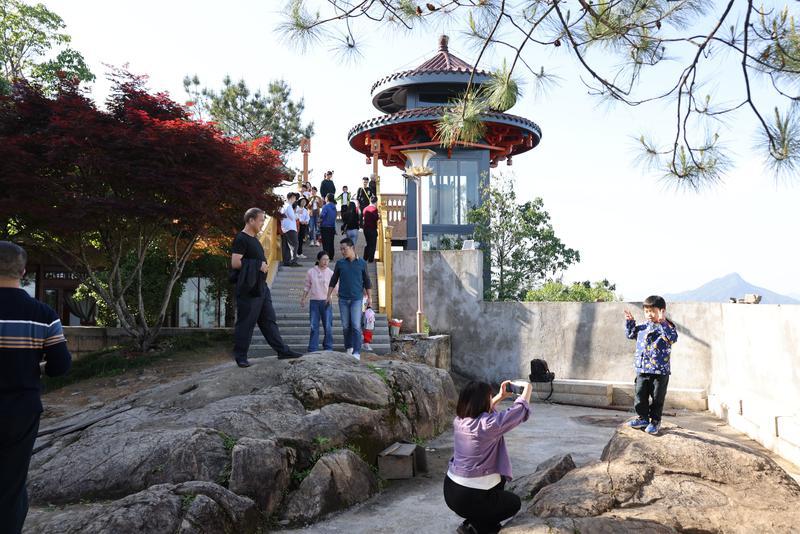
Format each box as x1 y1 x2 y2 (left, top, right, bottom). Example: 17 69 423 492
282 401 800 533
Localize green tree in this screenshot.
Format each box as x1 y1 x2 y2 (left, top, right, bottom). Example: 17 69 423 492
279 1 800 187
183 75 313 159
0 0 94 93
526 280 619 303
467 174 580 301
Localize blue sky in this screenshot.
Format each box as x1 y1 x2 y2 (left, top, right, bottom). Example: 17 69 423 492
39 0 800 300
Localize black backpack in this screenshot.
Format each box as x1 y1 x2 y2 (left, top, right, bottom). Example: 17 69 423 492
529 359 555 401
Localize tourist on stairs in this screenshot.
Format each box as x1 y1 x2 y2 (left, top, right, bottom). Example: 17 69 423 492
301 251 336 352
230 208 302 367
326 237 371 361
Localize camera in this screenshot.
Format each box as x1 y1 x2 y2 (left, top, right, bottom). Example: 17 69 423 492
504 380 528 395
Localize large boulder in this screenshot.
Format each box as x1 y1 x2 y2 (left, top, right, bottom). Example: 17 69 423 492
503 516 678 533
228 438 293 514
519 423 800 533
507 454 576 502
28 426 229 504
23 481 259 534
281 352 393 409
281 449 379 525
28 351 455 523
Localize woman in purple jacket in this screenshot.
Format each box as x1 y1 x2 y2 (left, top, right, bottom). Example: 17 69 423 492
444 380 533 534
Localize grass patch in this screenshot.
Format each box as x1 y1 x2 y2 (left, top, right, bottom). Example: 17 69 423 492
181 493 197 510
366 364 389 384
42 331 232 392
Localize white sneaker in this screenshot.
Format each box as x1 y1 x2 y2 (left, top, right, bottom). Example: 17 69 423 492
352 353 361 361
362 343 372 352
346 348 353 355
298 254 307 259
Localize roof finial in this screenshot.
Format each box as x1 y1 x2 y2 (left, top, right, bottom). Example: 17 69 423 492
438 35 449 52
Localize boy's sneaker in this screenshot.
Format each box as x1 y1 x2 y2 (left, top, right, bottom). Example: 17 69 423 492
628 418 649 429
298 254 307 258
362 343 372 352
352 352 361 361
346 348 353 355
646 420 661 435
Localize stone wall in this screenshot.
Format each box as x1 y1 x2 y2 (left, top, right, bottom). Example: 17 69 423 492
391 250 800 466
63 327 232 357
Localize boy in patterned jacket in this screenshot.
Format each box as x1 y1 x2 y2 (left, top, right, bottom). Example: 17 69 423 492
624 295 678 435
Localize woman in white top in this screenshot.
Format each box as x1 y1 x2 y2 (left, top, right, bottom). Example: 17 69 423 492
295 197 310 258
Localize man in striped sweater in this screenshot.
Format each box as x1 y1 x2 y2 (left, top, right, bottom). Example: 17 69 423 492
0 242 72 534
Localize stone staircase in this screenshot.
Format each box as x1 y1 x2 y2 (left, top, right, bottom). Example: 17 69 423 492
250 229 391 356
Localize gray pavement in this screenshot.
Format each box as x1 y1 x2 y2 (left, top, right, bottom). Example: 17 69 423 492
281 401 800 533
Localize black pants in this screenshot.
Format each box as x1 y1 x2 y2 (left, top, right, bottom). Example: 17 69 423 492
233 289 291 361
443 475 521 534
281 230 299 265
363 228 378 262
0 413 40 534
321 226 336 260
634 373 670 422
298 224 308 255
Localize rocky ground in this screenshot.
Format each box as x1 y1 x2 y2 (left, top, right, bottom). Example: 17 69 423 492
504 422 800 534
25 351 456 533
24 349 800 534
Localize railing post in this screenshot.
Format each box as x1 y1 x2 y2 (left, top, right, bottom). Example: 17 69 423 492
383 225 393 320
258 216 282 288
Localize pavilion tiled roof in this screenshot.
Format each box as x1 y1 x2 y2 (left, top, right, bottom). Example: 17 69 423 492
347 106 541 140
370 35 491 95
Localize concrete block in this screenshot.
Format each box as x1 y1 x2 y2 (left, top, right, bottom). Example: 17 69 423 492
377 442 427 479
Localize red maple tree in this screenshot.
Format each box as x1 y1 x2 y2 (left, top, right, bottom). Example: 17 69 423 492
0 70 288 350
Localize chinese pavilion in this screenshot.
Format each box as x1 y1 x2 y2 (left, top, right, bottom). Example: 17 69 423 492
348 35 542 249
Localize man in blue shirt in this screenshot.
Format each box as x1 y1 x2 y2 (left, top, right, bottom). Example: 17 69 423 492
326 238 371 360
320 194 338 261
0 242 72 533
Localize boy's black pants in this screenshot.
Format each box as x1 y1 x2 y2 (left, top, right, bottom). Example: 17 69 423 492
0 412 40 534
634 373 670 422
443 475 521 534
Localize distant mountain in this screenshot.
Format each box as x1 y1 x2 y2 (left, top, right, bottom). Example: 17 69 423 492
664 273 800 305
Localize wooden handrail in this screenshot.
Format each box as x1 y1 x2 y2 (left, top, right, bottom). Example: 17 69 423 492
258 216 282 288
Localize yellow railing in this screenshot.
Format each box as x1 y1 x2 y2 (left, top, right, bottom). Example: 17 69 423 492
377 199 393 318
258 216 282 288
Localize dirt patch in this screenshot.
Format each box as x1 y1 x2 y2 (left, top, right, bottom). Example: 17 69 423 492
42 343 232 419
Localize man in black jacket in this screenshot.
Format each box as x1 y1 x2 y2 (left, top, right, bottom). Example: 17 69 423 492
231 208 302 367
320 170 336 200
0 241 72 534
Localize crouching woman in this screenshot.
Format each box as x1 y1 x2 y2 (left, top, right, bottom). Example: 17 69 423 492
444 380 532 534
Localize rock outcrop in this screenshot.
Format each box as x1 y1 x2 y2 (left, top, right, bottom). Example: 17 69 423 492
507 454 576 502
281 449 380 525
24 481 260 534
26 352 456 532
506 422 800 534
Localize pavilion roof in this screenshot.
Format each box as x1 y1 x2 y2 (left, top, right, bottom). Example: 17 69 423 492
347 105 541 141
370 35 490 95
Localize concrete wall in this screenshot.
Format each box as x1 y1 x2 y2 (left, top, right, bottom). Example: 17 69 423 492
391 250 800 465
